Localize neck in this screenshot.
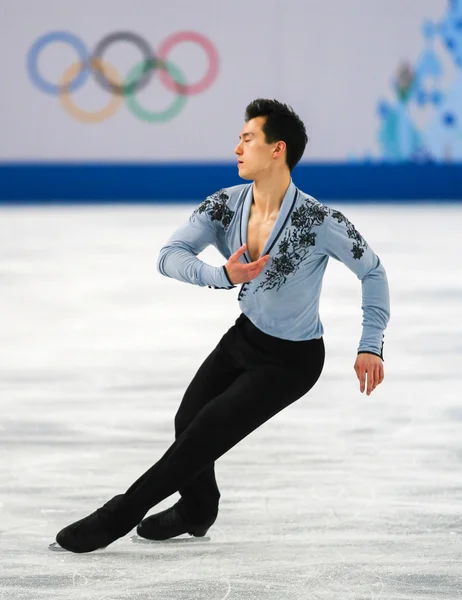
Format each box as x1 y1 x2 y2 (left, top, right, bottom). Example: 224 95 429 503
252 171 292 216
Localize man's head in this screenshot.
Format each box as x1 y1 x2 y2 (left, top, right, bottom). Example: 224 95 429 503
235 99 308 180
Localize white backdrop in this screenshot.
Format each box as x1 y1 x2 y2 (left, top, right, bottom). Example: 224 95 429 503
0 0 450 161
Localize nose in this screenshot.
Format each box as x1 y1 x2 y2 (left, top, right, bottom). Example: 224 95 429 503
234 141 243 155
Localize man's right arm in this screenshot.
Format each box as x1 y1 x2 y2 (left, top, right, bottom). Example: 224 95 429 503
157 202 235 290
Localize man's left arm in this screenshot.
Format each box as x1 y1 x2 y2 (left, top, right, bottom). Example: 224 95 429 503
319 210 390 395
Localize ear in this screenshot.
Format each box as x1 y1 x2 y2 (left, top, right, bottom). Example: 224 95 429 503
272 141 286 158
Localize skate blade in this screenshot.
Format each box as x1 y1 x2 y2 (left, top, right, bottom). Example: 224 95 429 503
48 542 108 552
48 542 67 552
131 534 211 545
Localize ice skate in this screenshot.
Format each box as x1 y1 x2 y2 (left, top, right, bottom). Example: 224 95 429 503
53 495 135 553
136 504 216 541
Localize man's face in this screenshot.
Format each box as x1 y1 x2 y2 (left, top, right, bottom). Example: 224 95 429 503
234 116 277 180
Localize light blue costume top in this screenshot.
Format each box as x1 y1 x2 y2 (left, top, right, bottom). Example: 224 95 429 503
157 181 390 358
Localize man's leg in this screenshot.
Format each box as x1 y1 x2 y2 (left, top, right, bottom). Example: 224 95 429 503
109 339 324 527
55 336 324 552
129 342 243 541
166 341 244 520
54 335 243 552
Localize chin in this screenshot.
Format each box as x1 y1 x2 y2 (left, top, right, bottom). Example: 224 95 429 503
237 168 254 181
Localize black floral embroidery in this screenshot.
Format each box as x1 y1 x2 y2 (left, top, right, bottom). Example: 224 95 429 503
255 201 329 292
331 210 367 259
192 190 235 231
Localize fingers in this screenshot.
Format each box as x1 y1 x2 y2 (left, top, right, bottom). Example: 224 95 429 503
358 367 366 394
230 244 248 262
253 255 271 269
231 245 270 266
245 255 270 278
225 249 270 285
378 363 384 385
366 368 375 396
369 364 384 395
355 363 384 396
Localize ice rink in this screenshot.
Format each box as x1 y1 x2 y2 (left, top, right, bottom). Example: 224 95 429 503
1 202 461 600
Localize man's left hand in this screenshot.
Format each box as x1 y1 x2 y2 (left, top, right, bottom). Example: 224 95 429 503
354 353 384 396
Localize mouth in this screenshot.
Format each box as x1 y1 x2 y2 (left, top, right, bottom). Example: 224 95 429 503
237 161 243 166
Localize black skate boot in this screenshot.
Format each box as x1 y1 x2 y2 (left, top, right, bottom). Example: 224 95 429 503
136 502 217 541
55 495 139 553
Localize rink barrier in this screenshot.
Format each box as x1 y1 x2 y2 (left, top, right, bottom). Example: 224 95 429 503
0 163 461 203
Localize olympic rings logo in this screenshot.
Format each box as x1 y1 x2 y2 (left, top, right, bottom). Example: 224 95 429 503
26 31 219 123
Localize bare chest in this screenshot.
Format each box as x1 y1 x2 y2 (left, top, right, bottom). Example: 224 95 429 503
246 210 278 262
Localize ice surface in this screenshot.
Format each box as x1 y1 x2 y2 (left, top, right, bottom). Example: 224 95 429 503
0 202 461 600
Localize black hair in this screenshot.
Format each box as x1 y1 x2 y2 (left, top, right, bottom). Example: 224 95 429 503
244 99 308 171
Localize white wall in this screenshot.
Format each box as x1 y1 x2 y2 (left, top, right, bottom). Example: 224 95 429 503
0 0 451 161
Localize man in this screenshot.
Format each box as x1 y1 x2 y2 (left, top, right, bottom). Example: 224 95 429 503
55 99 390 553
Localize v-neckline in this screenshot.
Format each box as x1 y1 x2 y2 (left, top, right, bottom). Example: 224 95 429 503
240 180 298 263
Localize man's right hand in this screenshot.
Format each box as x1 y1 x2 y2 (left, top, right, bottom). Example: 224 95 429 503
225 244 270 285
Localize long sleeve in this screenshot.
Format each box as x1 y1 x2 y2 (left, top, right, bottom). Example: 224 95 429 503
318 209 390 358
157 198 235 290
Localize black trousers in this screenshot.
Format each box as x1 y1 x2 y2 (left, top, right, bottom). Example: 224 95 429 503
100 313 325 532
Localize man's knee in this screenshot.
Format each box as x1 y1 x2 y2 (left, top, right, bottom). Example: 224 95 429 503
174 409 188 437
